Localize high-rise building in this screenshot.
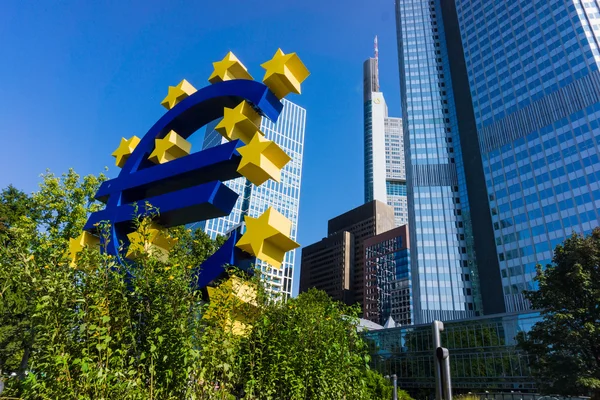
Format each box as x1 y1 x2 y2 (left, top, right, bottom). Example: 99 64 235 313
300 200 395 311
299 230 354 305
328 200 396 311
199 98 306 298
396 0 600 317
395 0 503 324
450 0 600 312
364 225 412 326
364 37 409 227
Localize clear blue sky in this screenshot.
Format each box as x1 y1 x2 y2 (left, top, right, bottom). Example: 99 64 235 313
0 0 401 294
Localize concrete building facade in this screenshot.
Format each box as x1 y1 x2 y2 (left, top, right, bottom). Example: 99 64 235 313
300 200 395 312
299 231 354 305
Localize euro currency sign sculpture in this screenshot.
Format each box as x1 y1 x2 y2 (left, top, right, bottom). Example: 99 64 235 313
69 49 309 289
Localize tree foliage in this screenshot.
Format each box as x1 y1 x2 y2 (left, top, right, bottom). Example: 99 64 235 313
518 228 600 397
0 170 398 399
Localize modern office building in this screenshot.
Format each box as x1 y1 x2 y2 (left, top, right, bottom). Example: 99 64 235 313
449 0 600 312
199 98 306 298
397 0 600 316
364 225 412 326
300 200 395 311
299 231 354 305
364 37 409 227
395 0 505 324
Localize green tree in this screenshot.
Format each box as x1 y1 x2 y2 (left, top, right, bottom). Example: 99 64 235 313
518 228 600 397
0 185 34 378
0 185 33 235
0 170 107 391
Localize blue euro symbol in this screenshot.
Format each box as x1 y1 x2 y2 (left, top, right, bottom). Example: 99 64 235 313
83 80 283 288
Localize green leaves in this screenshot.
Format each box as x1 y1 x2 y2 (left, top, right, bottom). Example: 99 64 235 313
518 229 600 397
0 170 398 399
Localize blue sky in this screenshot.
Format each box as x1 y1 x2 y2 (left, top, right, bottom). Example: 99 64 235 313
0 0 401 293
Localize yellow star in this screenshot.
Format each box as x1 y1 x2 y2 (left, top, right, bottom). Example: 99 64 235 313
161 79 197 110
111 136 141 168
260 49 310 99
237 134 291 186
215 101 263 144
236 207 299 268
68 231 100 265
205 276 258 336
208 51 253 84
148 130 191 164
126 222 177 262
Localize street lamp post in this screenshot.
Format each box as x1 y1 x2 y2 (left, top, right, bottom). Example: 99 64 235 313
384 374 398 400
432 320 452 400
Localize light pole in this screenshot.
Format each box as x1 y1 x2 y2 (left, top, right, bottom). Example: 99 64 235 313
432 320 452 400
384 374 398 400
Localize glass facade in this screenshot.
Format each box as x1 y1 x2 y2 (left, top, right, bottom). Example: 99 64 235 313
199 99 305 298
455 0 600 311
396 0 479 323
364 226 412 326
365 311 541 391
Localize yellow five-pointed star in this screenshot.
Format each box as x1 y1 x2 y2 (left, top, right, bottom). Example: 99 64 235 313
237 134 291 186
148 130 191 164
208 52 253 84
68 231 100 265
126 222 177 262
215 101 263 144
236 207 299 269
161 79 197 110
112 136 141 168
205 276 258 336
260 49 310 99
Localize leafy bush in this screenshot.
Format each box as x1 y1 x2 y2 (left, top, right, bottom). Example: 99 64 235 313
0 170 405 400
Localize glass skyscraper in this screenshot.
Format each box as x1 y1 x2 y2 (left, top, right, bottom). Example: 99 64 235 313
395 0 501 324
453 0 600 312
364 41 409 227
199 98 306 298
396 0 600 317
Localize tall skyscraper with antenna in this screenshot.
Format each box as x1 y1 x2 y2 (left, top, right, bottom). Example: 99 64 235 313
364 37 408 227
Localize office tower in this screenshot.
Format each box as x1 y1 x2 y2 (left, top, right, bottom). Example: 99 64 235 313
397 0 600 316
395 0 501 324
300 200 395 311
364 37 409 227
299 231 354 305
328 200 395 311
448 0 600 312
364 225 412 326
200 98 306 298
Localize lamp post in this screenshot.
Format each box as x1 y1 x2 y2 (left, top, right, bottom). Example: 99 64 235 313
432 320 452 400
384 374 398 400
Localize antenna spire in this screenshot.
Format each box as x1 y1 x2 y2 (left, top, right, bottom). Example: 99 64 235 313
374 35 379 60
374 36 380 92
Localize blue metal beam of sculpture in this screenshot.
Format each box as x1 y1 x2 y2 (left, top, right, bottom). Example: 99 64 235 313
75 50 308 290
